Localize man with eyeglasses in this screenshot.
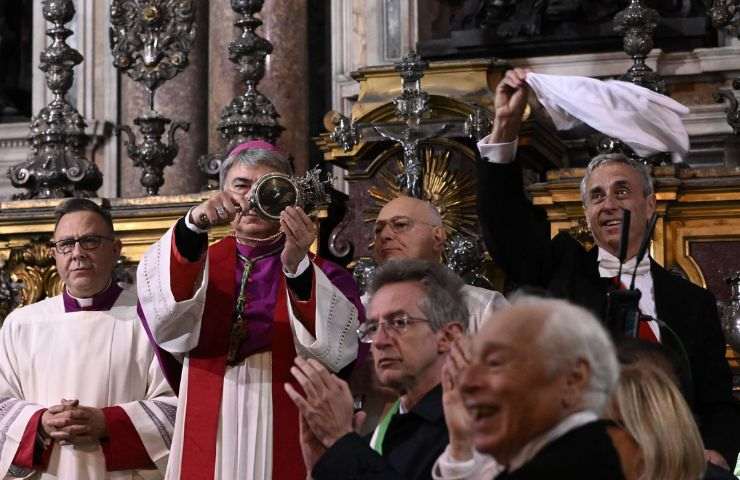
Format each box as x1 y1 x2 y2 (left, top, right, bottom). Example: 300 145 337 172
285 259 468 480
372 195 507 333
0 198 177 479
476 67 740 470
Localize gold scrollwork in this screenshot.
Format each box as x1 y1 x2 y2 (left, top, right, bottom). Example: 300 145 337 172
568 218 594 250
5 238 62 307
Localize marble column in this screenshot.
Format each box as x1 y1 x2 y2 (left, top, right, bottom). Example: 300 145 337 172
207 2 241 157
120 0 209 197
207 0 310 174
260 0 310 173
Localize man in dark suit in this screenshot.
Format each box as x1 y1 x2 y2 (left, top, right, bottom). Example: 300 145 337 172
284 259 468 480
475 67 740 469
436 295 641 479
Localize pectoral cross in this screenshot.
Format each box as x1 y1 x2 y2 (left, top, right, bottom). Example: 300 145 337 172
227 256 254 365
227 314 249 365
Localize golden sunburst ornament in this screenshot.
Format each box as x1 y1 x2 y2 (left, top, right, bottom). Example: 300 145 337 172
365 145 479 239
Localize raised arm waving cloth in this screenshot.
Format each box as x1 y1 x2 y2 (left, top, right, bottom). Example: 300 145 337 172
525 72 690 163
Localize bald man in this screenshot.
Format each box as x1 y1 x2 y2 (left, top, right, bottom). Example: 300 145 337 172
371 196 507 333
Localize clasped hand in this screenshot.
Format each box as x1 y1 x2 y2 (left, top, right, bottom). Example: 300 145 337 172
41 399 107 446
284 357 366 471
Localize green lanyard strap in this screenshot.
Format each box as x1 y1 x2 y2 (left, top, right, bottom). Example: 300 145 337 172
371 399 400 455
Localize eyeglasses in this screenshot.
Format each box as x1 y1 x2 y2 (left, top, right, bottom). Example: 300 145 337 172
373 216 438 237
357 313 431 343
50 235 114 255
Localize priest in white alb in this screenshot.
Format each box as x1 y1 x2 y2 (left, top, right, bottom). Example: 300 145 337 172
0 199 177 479
137 140 363 480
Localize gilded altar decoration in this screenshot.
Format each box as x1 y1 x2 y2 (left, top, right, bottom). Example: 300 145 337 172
365 145 478 240
110 0 195 194
7 0 102 199
316 58 523 273
0 238 62 323
568 218 594 250
369 52 449 198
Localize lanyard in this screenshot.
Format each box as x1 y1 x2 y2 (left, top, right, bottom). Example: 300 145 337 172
371 399 400 455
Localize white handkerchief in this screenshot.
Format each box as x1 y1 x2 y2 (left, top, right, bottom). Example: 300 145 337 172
525 73 690 163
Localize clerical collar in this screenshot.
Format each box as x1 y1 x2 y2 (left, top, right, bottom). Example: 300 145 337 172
63 281 123 312
236 237 285 259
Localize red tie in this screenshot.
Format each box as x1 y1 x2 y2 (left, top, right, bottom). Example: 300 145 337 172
611 277 659 343
637 314 659 343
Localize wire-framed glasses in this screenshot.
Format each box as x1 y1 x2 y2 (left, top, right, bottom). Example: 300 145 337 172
357 313 431 343
373 216 438 237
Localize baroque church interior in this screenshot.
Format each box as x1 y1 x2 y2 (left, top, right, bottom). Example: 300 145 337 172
1 0 740 418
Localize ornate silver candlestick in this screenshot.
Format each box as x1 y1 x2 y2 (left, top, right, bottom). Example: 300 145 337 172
711 3 740 147
614 0 666 95
201 0 285 185
118 112 189 195
110 0 196 195
7 0 102 199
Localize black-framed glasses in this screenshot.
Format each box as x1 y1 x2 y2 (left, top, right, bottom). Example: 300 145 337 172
373 216 438 237
50 235 114 255
357 313 431 343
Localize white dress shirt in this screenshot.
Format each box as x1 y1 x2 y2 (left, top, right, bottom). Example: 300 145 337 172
476 136 661 340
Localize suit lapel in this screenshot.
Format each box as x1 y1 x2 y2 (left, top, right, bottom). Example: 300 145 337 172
576 246 612 321
650 259 673 328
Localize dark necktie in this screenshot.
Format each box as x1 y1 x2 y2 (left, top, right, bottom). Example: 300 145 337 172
611 276 659 343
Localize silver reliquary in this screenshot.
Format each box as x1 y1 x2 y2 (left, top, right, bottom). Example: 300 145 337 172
248 166 333 220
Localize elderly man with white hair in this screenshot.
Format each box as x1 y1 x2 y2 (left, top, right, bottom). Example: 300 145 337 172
432 295 642 480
